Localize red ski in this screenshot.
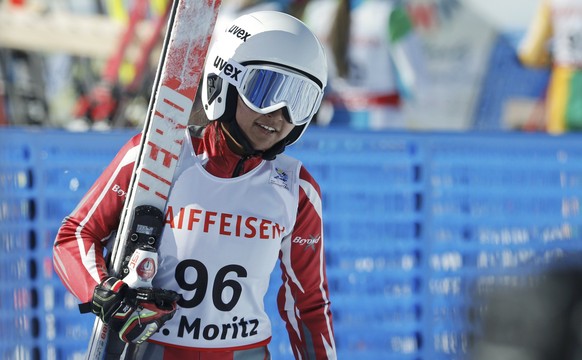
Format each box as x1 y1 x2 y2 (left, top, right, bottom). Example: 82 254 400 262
85 1 221 358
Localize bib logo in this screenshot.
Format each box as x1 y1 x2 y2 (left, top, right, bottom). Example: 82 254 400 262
176 316 259 341
214 56 246 87
165 205 286 240
227 25 252 41
270 167 290 190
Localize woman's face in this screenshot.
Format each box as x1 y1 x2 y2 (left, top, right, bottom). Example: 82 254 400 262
235 96 295 151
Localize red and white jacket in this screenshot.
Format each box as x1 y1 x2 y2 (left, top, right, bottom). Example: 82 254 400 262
53 122 336 359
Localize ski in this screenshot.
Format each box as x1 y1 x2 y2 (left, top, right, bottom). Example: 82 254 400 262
85 0 221 358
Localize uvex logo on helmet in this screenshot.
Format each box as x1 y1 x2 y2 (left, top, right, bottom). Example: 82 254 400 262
227 25 252 41
213 56 246 87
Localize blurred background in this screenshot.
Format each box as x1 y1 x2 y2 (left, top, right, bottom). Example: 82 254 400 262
2 0 582 359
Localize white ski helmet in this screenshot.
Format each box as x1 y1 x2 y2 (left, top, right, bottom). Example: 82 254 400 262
201 10 328 146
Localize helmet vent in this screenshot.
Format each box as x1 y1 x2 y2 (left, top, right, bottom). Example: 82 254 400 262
206 74 223 105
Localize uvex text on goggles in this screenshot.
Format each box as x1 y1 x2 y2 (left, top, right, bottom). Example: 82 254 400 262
216 59 324 126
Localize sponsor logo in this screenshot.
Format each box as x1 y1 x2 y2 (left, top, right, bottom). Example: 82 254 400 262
274 168 288 182
137 325 157 343
136 258 156 281
227 25 252 41
270 167 290 189
165 205 285 240
99 324 108 340
112 184 127 197
213 56 246 86
137 85 190 202
293 235 321 252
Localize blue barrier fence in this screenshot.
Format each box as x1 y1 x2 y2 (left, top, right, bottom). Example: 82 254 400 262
2 127 582 359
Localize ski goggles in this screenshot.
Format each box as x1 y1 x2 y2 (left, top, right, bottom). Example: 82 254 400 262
236 64 324 126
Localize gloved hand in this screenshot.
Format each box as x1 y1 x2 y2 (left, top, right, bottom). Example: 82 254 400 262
88 277 179 344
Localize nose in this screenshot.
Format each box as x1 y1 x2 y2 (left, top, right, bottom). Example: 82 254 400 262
267 107 285 120
267 107 292 123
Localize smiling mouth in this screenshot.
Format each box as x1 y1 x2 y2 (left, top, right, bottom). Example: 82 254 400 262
257 123 277 133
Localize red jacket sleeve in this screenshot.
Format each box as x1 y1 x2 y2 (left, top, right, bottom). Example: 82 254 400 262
277 165 337 359
53 133 141 303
